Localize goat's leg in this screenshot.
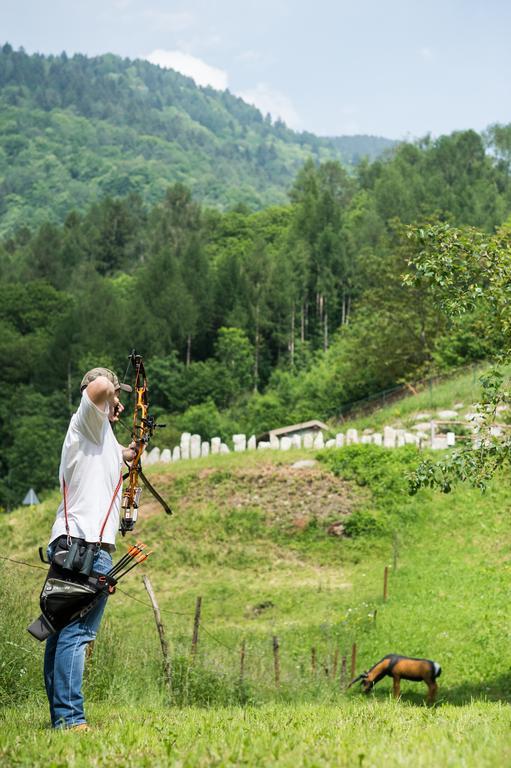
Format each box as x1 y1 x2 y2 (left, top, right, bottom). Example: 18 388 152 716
427 681 438 704
392 676 401 699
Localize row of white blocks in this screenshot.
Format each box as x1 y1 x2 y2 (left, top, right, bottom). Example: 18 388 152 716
143 425 456 466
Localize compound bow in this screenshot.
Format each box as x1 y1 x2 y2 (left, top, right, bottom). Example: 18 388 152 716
120 350 172 535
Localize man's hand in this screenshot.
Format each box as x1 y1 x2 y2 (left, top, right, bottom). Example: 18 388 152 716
109 397 124 423
122 441 138 463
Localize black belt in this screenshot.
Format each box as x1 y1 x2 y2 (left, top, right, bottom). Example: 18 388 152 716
54 535 113 553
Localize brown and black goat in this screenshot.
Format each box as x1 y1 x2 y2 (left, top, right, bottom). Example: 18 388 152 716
348 654 441 703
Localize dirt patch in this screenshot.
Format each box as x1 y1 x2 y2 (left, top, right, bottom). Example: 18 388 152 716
153 463 361 529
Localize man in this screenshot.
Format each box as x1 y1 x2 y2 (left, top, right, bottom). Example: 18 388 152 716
44 367 136 731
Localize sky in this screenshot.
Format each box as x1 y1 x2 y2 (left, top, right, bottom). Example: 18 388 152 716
2 0 510 140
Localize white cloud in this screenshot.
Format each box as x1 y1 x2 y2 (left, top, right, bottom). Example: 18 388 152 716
144 49 228 89
237 82 301 129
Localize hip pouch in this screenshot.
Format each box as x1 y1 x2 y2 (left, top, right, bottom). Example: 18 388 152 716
27 546 117 642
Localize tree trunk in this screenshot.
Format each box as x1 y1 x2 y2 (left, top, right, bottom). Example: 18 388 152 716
186 334 192 367
300 302 305 343
289 303 295 366
253 303 260 392
324 308 328 352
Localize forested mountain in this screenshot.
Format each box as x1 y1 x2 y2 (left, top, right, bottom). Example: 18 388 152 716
0 44 394 235
2 116 511 507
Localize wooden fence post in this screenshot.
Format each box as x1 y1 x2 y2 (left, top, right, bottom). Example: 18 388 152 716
340 654 347 689
191 596 202 661
311 646 317 674
273 635 280 688
383 566 389 602
142 575 172 695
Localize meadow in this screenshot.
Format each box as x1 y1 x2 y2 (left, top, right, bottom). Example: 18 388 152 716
1 427 511 765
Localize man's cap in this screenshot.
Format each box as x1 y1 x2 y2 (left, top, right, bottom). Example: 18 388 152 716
80 367 132 393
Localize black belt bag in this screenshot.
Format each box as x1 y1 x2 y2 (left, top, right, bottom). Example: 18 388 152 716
27 560 117 642
50 535 104 577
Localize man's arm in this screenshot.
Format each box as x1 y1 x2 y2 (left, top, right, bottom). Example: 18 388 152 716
86 376 124 422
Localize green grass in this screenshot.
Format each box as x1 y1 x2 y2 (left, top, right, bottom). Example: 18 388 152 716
2 417 511 764
2 701 511 767
338 363 488 432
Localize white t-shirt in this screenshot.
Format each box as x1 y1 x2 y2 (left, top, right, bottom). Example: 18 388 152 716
49 390 123 547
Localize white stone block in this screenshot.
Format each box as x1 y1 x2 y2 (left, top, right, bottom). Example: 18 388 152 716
360 435 371 444
325 438 336 448
447 432 456 446
437 410 458 420
292 434 302 449
160 448 171 463
303 433 314 449
247 435 256 451
270 435 280 450
220 443 230 454
280 436 292 450
431 435 449 450
172 446 181 461
346 429 358 445
396 430 406 447
335 432 345 448
190 434 201 459
404 432 418 445
257 441 270 450
383 426 396 448
201 442 210 457
211 437 221 455
233 433 247 452
372 433 383 446
145 447 160 465
180 432 191 460
313 432 325 449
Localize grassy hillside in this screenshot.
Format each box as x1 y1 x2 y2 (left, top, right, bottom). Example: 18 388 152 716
1 434 511 765
0 45 395 235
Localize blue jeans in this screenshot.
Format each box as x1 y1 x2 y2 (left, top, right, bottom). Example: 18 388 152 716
43 546 113 728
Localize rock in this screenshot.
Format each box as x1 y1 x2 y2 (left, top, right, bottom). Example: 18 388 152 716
291 459 317 469
211 437 221 455
335 432 345 448
383 426 396 448
190 434 201 459
233 434 247 452
413 422 433 432
303 433 314 449
160 448 171 463
414 413 432 421
327 521 345 537
346 429 358 445
437 410 458 420
453 403 464 410
172 446 181 461
201 442 210 457
247 435 256 451
145 446 160 465
180 432 191 460
313 432 325 449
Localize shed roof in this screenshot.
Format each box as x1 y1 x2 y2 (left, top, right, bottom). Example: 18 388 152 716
269 420 329 438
